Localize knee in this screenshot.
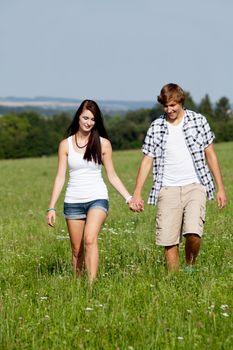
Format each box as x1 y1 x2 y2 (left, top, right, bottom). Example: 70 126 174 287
72 246 83 258
165 245 179 252
165 245 179 259
186 234 201 243
85 236 97 249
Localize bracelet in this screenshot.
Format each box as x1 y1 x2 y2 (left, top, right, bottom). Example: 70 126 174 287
125 195 133 204
47 208 56 212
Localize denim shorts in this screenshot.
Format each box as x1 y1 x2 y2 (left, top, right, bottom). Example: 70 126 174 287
64 199 109 219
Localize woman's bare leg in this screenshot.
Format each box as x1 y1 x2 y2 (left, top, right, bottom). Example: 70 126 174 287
66 219 85 275
84 209 107 282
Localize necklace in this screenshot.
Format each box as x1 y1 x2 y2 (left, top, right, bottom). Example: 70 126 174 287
75 134 88 149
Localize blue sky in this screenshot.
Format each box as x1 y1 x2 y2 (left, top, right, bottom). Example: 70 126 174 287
1 0 233 103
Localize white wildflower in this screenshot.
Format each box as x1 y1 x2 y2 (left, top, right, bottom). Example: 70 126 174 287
177 336 184 340
56 235 69 240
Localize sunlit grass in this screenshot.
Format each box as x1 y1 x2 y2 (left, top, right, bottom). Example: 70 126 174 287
0 143 232 349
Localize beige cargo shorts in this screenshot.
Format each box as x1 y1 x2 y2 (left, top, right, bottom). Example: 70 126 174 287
156 183 207 246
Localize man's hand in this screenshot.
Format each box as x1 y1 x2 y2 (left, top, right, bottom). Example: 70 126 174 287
128 197 144 212
216 189 227 209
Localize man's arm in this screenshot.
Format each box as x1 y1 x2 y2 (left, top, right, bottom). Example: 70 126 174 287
204 143 227 208
130 155 154 212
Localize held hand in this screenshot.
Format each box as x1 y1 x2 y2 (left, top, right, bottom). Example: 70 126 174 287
216 189 227 209
128 197 144 212
47 210 56 227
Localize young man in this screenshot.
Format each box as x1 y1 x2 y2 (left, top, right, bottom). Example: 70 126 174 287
130 83 227 271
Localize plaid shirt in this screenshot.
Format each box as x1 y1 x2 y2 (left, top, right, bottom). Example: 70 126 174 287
142 109 215 205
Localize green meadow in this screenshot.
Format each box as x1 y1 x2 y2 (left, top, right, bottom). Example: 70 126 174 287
0 143 232 350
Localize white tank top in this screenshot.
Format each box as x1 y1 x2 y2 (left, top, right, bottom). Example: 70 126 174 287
162 118 200 186
64 136 108 203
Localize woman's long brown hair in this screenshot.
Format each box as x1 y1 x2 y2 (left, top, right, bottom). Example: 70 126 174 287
66 100 109 164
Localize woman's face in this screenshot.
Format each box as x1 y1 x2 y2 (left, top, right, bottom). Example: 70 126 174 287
79 108 95 133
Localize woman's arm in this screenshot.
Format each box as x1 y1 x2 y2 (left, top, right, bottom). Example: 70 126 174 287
204 143 227 208
47 139 68 226
101 138 132 203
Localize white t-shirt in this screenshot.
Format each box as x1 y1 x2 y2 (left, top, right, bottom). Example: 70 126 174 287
64 136 108 203
162 117 200 186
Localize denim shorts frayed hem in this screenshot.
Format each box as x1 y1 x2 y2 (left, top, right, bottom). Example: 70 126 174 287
64 199 109 219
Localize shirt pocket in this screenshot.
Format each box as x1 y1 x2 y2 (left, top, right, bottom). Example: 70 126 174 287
187 128 204 147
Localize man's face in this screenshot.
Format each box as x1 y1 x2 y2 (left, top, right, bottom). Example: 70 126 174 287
163 101 184 122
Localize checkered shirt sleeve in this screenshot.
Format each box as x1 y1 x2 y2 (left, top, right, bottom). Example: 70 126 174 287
201 115 215 148
142 123 156 157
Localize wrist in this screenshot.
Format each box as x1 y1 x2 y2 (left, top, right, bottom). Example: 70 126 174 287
133 194 141 200
47 208 56 212
125 195 132 204
133 190 141 197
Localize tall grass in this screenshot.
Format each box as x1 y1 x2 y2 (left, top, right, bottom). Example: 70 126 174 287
0 143 232 349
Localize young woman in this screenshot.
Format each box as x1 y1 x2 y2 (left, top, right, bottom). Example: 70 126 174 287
47 99 134 282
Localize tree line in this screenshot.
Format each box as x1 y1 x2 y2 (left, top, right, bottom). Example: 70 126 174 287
0 93 232 159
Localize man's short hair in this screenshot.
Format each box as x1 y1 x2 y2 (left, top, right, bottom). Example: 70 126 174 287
157 83 185 106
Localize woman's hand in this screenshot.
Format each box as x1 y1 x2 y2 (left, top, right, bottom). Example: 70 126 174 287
128 197 144 212
47 210 56 227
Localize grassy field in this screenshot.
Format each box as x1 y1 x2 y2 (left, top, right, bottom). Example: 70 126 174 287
0 143 232 350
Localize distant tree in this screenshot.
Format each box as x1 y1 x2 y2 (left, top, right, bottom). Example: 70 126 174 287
212 119 233 142
0 114 30 158
106 110 150 150
47 112 72 153
184 91 197 110
125 109 150 124
48 112 72 135
214 97 231 120
198 94 214 118
149 104 164 122
106 116 127 149
18 111 52 156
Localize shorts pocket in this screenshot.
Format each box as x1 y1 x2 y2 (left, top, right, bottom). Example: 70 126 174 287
158 187 166 201
199 184 207 195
